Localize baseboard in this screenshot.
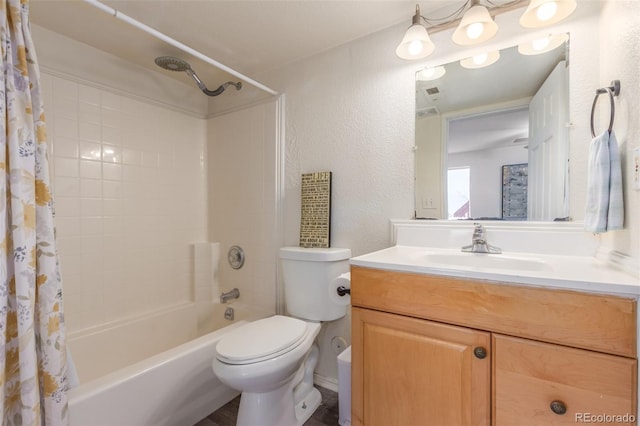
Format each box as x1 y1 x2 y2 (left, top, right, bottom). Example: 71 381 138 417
314 373 338 392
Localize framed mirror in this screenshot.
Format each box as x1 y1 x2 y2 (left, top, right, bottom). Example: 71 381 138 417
415 35 569 221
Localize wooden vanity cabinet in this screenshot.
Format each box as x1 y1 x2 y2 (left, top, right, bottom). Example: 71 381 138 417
352 307 491 426
351 266 638 426
493 334 637 425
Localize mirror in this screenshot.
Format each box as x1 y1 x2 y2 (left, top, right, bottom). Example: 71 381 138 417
415 36 569 221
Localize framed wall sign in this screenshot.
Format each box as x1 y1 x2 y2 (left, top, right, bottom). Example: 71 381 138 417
300 171 332 248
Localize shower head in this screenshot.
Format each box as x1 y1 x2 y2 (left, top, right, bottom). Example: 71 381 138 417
154 56 242 97
154 56 191 72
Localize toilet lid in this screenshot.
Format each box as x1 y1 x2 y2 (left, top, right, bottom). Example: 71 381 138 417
216 316 308 365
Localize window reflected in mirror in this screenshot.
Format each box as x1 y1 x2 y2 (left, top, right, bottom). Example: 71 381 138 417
448 167 470 219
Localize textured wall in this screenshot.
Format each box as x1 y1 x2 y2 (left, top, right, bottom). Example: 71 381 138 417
598 1 640 260
268 26 417 257
259 2 612 383
260 25 417 384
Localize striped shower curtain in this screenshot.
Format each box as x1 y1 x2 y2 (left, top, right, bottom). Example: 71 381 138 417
0 0 68 424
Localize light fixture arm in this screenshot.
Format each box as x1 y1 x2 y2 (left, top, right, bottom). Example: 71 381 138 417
418 0 528 35
412 4 422 26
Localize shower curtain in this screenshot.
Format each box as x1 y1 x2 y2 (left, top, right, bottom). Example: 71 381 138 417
1 0 68 424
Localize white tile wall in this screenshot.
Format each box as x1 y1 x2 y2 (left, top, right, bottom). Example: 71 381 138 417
193 242 220 303
41 72 208 334
207 101 279 316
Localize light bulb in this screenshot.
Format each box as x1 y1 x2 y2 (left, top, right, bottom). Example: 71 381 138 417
396 20 434 60
408 40 424 56
466 22 484 40
536 1 558 21
473 53 488 65
532 37 550 51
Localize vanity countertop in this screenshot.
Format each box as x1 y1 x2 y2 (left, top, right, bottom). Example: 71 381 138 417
350 245 640 297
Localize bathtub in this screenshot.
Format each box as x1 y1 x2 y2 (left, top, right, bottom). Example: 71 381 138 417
67 302 266 426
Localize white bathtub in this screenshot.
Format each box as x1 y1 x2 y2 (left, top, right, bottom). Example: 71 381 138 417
67 302 265 426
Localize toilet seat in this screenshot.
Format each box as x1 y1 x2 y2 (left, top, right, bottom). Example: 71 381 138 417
216 315 309 365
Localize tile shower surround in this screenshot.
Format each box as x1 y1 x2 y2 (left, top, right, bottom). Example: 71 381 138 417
41 73 208 334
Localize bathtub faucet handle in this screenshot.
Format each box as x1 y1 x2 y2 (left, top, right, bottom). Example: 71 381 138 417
220 288 240 304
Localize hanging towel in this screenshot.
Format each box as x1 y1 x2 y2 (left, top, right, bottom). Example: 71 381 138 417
584 130 624 233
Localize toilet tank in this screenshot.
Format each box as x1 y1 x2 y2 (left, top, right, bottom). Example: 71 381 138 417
280 247 351 321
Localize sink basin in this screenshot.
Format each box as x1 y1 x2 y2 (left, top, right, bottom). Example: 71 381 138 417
412 252 549 272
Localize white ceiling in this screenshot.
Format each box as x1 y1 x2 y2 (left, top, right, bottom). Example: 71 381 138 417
30 0 457 91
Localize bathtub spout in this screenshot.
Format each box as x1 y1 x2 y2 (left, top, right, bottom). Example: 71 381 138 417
220 288 240 304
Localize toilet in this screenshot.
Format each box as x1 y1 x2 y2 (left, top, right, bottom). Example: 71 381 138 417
212 246 351 426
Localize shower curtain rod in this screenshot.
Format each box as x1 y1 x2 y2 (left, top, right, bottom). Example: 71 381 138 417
83 0 279 96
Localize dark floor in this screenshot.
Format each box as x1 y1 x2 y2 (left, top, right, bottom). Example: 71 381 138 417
194 386 340 426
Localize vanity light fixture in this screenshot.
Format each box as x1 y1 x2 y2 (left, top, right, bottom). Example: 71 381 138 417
520 0 577 28
452 1 498 46
396 1 577 60
518 33 568 55
395 4 435 60
416 66 446 81
460 50 500 69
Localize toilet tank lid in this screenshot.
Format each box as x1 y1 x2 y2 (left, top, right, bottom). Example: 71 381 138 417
280 247 351 261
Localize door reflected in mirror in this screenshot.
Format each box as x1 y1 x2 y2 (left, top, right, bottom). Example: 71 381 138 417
415 35 570 221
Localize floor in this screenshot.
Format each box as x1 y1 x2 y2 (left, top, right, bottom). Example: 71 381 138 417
194 386 340 426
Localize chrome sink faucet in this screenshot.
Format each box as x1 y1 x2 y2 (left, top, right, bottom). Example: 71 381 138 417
461 223 502 254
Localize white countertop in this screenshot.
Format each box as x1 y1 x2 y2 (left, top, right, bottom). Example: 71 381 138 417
350 245 640 297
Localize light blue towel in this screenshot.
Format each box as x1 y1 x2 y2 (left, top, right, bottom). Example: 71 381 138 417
585 130 624 233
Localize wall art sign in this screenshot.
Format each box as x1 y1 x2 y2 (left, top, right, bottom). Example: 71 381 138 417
300 171 332 248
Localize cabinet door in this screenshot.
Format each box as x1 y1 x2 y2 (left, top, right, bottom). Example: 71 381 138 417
493 334 637 425
352 307 491 426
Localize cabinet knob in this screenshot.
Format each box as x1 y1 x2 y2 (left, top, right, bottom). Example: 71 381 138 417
550 400 567 415
473 347 487 359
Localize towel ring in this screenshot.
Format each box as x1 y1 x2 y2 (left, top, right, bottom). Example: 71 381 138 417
590 80 620 137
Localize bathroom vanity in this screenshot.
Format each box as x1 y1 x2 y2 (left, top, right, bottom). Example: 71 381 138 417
350 221 639 426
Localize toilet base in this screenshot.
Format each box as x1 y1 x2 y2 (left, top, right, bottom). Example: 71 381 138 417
235 383 322 426
237 383 295 426
294 386 321 425
233 344 322 426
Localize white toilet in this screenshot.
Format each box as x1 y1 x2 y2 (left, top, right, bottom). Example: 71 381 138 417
212 246 351 426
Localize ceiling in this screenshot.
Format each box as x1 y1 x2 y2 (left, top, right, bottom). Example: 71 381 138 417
29 0 458 92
